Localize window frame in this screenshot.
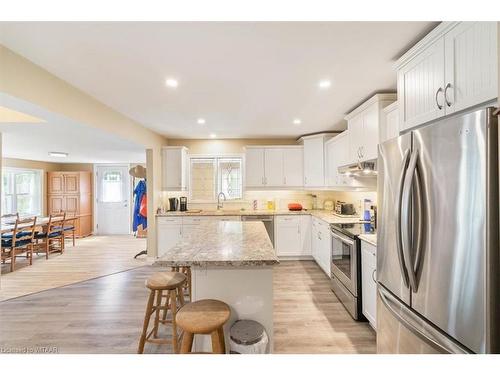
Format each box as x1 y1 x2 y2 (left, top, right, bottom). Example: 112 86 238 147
1 167 43 217
188 154 245 203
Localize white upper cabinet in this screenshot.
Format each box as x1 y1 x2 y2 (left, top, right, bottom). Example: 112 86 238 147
444 22 498 114
397 22 498 132
345 94 396 163
381 101 399 143
397 37 445 131
245 146 303 189
282 147 303 187
162 146 188 191
264 148 284 186
245 148 266 187
302 134 332 188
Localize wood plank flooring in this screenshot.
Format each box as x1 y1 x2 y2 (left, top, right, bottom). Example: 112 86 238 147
0 260 376 354
0 235 148 301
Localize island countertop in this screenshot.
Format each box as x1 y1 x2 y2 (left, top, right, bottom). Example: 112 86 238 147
154 221 279 267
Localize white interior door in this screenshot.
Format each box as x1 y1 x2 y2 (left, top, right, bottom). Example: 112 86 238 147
96 165 131 235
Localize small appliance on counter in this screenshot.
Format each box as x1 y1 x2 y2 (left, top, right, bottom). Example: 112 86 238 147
179 196 188 211
168 197 179 211
287 203 303 211
334 201 356 216
323 200 334 211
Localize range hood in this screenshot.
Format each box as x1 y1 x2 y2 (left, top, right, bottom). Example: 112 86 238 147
338 160 377 177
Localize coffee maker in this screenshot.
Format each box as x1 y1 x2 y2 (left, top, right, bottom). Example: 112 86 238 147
168 197 179 211
179 196 188 212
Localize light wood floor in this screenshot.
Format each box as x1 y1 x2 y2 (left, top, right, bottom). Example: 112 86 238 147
0 260 376 354
0 235 148 302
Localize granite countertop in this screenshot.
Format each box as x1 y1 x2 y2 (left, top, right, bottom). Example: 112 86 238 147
154 221 279 268
156 209 365 224
359 233 377 246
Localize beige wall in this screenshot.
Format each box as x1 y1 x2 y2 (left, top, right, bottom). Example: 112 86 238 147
0 46 167 150
2 157 94 216
167 138 297 154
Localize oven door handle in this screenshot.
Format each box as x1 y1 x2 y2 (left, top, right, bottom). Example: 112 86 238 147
330 231 354 246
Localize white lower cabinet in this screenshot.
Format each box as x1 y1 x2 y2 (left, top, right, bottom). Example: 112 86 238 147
361 240 377 329
157 217 182 257
275 215 311 257
311 217 331 277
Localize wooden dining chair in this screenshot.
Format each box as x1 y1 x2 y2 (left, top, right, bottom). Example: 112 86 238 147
1 213 19 239
33 213 66 259
1 216 37 272
61 213 77 247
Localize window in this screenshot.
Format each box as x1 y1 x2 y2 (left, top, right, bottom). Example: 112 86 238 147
101 171 123 203
1 168 42 216
190 157 243 201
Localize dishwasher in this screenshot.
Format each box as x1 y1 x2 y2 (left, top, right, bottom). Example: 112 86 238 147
241 215 274 247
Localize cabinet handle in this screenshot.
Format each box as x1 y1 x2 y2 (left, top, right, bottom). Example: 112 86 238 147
435 87 444 110
284 176 286 185
372 269 377 283
304 176 307 185
444 83 452 107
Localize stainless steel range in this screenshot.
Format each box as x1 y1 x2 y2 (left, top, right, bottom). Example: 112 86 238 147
330 222 375 320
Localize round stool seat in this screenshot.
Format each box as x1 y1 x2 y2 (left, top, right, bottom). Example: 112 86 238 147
176 299 231 334
146 272 186 290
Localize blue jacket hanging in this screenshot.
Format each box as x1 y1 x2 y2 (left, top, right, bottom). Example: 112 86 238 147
133 180 147 231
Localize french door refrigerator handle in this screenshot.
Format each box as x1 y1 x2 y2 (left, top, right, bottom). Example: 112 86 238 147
401 149 419 291
378 287 471 354
396 149 411 287
412 160 424 291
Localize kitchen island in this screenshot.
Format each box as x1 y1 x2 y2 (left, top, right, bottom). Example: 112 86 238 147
154 220 278 353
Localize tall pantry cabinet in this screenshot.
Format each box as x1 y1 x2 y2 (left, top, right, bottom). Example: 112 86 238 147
47 171 93 237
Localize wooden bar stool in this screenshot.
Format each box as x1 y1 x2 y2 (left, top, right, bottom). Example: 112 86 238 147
171 266 192 302
176 299 231 354
137 271 187 354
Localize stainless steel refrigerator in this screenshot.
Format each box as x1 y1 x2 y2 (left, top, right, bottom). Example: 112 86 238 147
377 107 499 354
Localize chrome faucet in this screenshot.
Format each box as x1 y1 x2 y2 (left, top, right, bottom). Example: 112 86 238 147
217 192 226 210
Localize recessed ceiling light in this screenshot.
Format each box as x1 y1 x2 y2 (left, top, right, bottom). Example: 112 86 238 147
293 118 302 125
209 133 217 139
197 118 206 125
318 80 331 89
49 151 68 158
165 78 179 88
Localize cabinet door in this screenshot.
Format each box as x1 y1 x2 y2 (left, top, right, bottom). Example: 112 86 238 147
398 37 445 132
384 105 400 142
318 224 331 277
48 195 64 214
303 137 325 187
361 243 377 329
444 22 498 115
348 114 364 163
275 216 301 256
299 215 311 256
325 138 338 187
264 148 284 187
245 148 266 187
48 174 64 194
157 223 182 257
64 195 80 214
361 104 379 161
283 148 303 187
64 173 80 194
163 148 186 190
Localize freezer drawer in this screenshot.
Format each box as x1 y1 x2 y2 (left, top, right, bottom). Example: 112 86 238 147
377 286 470 354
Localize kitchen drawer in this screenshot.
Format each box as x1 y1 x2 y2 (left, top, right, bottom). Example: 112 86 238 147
182 216 205 225
276 215 300 225
157 217 183 225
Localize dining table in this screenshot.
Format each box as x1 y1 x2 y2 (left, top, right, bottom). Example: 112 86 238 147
0 217 51 234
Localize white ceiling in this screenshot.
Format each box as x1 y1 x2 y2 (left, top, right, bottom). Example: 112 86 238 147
0 22 436 139
0 94 146 163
